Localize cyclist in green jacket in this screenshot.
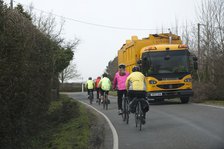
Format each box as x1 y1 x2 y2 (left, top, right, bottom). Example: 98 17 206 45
98 73 111 102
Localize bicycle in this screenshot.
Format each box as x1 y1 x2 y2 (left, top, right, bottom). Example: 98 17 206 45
122 96 129 124
97 97 101 105
102 92 109 110
134 98 145 131
89 90 93 104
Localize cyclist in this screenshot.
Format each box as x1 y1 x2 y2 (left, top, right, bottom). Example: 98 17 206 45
95 76 101 99
98 73 111 103
85 77 94 99
126 66 149 124
113 64 129 115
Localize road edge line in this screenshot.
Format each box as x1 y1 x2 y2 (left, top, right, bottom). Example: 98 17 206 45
77 100 119 149
192 103 224 109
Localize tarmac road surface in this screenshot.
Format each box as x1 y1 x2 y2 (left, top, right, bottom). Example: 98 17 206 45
67 92 224 149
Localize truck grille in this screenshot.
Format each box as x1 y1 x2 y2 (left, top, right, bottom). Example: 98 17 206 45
157 84 184 89
162 78 179 80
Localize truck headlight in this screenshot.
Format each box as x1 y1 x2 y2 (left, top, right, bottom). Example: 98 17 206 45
184 78 192 82
149 80 157 84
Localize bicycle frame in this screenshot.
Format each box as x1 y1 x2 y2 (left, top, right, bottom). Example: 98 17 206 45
89 90 93 104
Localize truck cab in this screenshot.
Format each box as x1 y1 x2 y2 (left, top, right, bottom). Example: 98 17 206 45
140 44 195 103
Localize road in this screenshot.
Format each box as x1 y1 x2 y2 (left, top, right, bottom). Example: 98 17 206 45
67 92 224 149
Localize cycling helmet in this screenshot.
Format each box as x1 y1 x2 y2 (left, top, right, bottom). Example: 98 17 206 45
119 64 126 69
88 77 92 80
102 73 108 78
132 66 140 72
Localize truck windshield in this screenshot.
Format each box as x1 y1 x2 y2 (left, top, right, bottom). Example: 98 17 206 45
142 50 190 76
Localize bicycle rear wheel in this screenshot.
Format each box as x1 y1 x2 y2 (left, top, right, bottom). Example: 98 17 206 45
122 97 126 121
89 91 93 104
135 100 139 128
98 97 101 105
138 102 143 131
103 97 105 109
105 94 108 110
103 93 106 110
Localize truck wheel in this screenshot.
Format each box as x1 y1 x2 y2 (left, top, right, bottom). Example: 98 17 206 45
180 97 189 104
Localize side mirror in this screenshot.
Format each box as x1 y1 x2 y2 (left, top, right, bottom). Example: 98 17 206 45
194 61 198 70
193 56 198 61
137 59 142 64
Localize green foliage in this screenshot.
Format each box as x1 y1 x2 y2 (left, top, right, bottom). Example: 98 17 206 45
0 4 52 148
105 56 118 80
54 47 74 73
47 104 89 149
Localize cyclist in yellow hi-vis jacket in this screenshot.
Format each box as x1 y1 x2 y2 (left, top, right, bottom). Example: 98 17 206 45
126 66 149 124
86 77 94 98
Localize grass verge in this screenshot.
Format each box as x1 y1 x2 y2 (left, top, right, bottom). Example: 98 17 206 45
31 94 90 149
202 100 224 107
109 91 117 96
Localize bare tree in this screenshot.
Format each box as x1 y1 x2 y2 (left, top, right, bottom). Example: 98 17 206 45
59 64 80 83
175 17 179 35
26 7 80 98
183 0 224 99
27 5 66 44
196 0 224 82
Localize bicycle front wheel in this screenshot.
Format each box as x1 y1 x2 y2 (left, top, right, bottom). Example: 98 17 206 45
125 98 129 124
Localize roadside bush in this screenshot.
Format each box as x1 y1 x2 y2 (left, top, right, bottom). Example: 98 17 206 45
49 97 79 124
0 1 78 148
0 2 58 148
192 81 221 102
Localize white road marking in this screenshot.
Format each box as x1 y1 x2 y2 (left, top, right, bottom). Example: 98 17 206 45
193 103 224 109
77 100 119 149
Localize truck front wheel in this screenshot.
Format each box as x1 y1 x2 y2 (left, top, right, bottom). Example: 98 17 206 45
180 97 189 104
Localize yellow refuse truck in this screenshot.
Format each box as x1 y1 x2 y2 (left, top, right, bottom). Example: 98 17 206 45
118 33 198 103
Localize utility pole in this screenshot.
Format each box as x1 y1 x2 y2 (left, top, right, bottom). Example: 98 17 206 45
10 0 13 9
197 23 201 82
198 23 201 62
81 77 84 92
168 28 172 44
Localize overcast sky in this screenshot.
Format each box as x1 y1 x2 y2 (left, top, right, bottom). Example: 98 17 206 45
7 0 202 82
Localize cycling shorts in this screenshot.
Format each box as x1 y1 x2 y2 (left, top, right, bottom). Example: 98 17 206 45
100 88 109 95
